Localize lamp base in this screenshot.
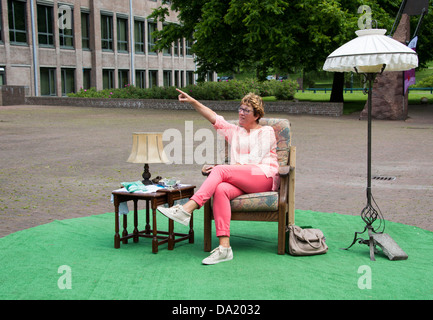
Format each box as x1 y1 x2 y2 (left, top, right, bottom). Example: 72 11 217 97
343 215 408 261
343 224 379 261
142 178 153 186
142 163 153 185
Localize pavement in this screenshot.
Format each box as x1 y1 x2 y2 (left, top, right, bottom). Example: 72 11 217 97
0 103 432 237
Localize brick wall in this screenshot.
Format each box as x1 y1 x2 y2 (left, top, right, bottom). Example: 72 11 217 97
25 96 343 116
0 86 26 106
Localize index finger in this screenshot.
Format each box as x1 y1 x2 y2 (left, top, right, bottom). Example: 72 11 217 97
176 88 186 95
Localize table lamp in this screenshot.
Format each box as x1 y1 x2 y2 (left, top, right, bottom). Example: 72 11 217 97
127 132 169 185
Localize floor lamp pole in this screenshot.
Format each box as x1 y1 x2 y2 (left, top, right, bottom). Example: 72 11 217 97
367 73 374 207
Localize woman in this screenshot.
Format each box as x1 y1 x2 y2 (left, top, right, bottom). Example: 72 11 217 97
158 88 279 264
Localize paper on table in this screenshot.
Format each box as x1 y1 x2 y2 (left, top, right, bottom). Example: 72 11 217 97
111 183 192 215
111 183 163 215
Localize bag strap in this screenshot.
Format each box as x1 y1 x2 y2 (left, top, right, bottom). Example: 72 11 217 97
289 226 325 249
304 236 324 249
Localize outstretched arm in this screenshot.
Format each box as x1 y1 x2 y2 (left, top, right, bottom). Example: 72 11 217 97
176 88 216 124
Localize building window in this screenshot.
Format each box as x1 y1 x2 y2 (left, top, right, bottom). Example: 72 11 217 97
101 14 113 51
174 70 179 87
186 37 193 56
118 70 129 88
179 38 184 57
81 12 90 50
162 44 171 55
61 68 75 95
8 0 27 44
174 40 179 57
162 25 172 56
186 71 194 85
135 70 146 88
40 67 57 96
134 20 144 53
163 70 172 87
83 69 91 89
59 6 74 48
37 5 54 47
147 21 157 55
103 69 114 89
0 67 6 85
149 70 158 87
117 17 128 52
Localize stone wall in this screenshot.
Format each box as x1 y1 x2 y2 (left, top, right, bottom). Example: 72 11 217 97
25 96 343 116
3 85 343 116
0 86 26 106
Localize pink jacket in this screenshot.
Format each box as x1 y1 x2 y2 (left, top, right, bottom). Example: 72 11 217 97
213 115 280 191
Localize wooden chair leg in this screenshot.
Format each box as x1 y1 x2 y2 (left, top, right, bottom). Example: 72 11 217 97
278 209 286 255
204 201 212 252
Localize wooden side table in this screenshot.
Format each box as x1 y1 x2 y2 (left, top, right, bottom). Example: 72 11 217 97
112 185 195 253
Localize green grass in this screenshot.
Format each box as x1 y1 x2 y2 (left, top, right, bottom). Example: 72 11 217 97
416 61 433 82
295 91 367 115
264 91 368 114
264 90 432 115
2 209 433 300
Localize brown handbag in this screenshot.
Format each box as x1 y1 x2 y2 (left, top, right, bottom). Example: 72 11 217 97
287 225 328 256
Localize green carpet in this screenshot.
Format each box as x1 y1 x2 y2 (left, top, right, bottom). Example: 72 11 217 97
0 209 432 300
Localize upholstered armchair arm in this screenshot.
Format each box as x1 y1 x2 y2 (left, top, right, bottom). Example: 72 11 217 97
278 165 293 176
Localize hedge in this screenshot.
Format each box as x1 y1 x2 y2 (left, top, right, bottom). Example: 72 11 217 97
68 79 299 101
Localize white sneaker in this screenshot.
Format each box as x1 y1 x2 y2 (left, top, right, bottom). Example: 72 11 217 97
202 246 233 265
157 204 191 226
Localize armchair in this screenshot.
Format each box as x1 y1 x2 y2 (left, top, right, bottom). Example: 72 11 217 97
203 118 296 255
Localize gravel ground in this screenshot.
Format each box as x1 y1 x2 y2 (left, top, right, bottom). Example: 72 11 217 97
0 103 432 237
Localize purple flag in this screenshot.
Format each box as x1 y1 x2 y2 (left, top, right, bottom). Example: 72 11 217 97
404 36 418 94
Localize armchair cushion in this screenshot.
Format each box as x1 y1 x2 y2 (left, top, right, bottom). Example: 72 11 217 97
268 118 291 167
230 191 279 212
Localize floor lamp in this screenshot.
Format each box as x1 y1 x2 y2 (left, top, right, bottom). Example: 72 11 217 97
323 28 418 260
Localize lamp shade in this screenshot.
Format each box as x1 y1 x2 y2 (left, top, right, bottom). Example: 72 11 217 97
323 29 418 73
127 132 169 164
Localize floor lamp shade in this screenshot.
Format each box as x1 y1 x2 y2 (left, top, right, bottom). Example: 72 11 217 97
127 132 169 164
323 29 418 73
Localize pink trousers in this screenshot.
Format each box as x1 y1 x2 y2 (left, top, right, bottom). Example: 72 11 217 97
190 165 273 237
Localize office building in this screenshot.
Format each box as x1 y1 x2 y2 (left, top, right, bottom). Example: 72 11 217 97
0 0 199 96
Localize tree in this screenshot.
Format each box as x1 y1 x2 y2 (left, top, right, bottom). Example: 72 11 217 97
149 0 433 92
149 0 351 81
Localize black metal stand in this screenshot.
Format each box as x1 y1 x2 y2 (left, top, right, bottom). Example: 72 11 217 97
342 72 385 261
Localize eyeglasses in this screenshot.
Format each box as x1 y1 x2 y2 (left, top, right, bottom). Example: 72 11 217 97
238 106 252 115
